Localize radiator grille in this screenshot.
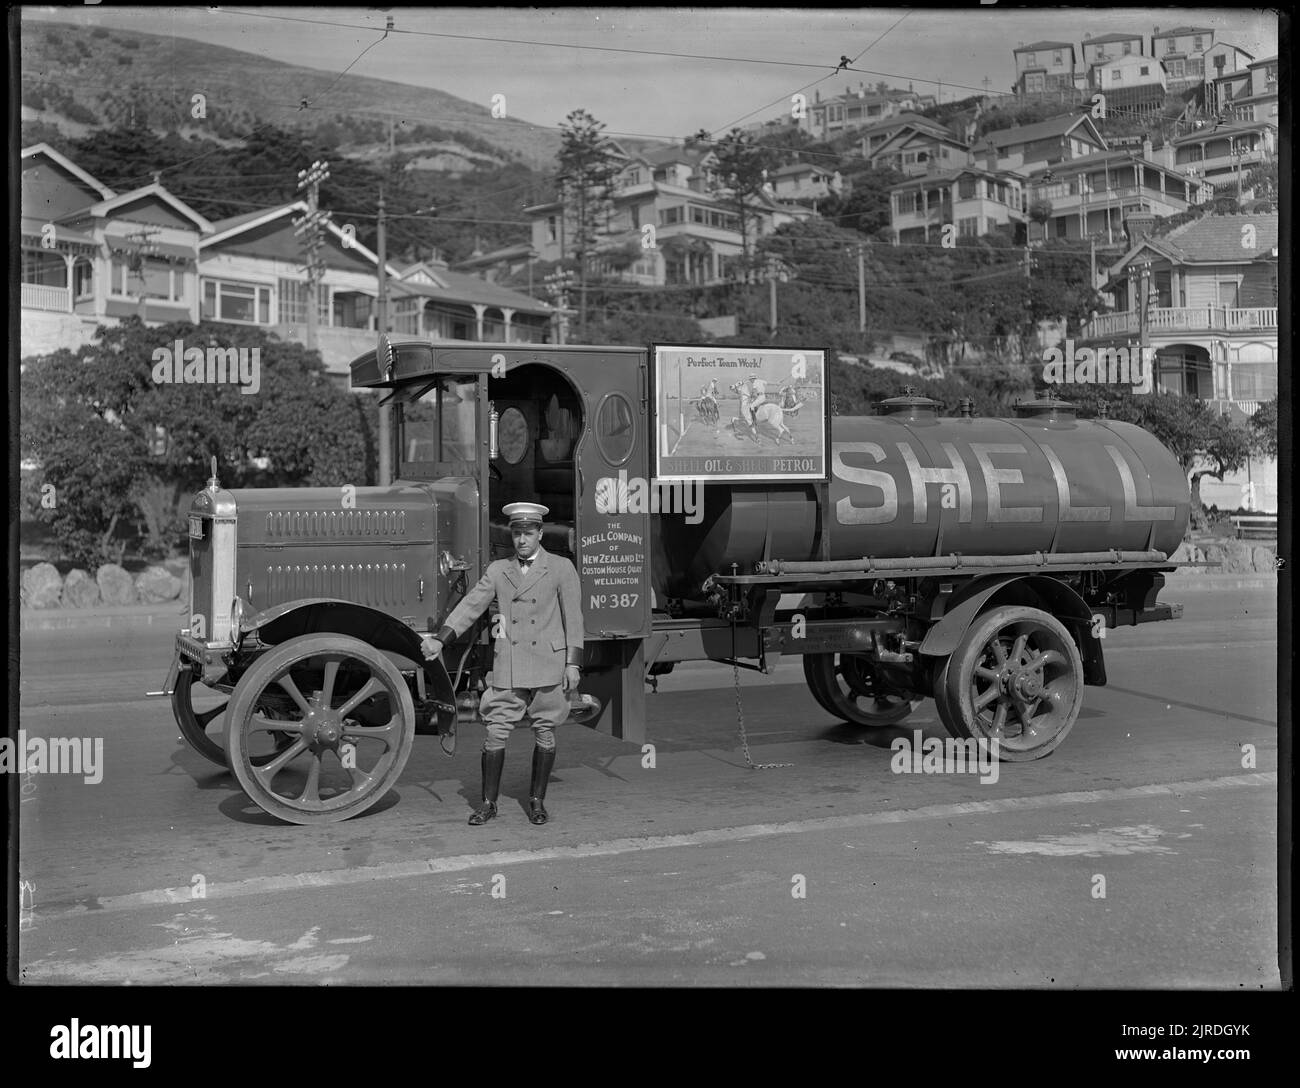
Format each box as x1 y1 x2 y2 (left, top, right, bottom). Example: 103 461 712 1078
265 562 410 607
264 509 409 538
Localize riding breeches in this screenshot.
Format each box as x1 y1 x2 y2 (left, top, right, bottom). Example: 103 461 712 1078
478 684 568 752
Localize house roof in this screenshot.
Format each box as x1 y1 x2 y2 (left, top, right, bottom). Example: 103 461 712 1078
1171 119 1274 144
389 267 552 315
1084 32 1145 45
19 216 98 247
889 165 1022 191
978 115 1102 150
21 143 116 202
857 111 952 137
452 242 537 269
1029 148 1193 179
638 145 711 168
1158 212 1278 262
1207 41 1253 58
1248 54 1278 67
200 200 390 271
1015 40 1074 52
77 183 214 233
770 162 821 178
1109 213 1278 273
1153 26 1214 36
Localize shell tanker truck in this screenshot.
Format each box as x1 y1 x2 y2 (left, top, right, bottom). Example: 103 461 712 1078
153 341 1189 824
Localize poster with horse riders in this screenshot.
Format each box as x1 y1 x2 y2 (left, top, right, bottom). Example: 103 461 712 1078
652 345 827 483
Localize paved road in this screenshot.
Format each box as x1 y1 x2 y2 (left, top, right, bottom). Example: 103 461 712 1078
15 588 1280 987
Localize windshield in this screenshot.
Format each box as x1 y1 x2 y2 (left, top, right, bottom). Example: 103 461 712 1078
400 376 478 465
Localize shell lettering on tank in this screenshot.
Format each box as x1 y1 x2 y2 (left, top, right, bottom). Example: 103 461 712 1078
1105 445 1176 521
831 442 898 524
969 444 1042 523
895 442 972 523
1041 444 1110 522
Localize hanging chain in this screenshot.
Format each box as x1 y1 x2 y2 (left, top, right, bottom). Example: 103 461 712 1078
733 662 792 770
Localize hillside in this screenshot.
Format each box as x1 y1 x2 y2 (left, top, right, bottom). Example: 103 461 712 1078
20 18 563 170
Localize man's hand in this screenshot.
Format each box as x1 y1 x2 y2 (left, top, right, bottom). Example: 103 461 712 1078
421 636 444 661
563 665 581 693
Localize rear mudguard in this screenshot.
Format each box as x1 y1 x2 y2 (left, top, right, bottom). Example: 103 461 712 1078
919 574 1105 686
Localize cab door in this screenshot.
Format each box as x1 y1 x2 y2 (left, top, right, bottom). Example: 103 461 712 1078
571 348 652 640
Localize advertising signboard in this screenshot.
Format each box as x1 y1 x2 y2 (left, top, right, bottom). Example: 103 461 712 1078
652 345 827 482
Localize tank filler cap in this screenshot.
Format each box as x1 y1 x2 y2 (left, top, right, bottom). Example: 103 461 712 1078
1013 393 1078 421
878 387 939 419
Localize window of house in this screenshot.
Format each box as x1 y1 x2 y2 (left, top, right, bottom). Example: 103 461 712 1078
1025 52 1037 66
1140 65 1150 76
112 256 183 302
829 106 843 122
1187 57 1203 76
957 176 977 199
959 216 979 236
895 192 917 214
625 169 641 186
1230 363 1277 402
546 216 558 244
1026 73 1045 93
691 205 707 224
1111 69 1121 82
201 278 271 324
1169 59 1185 77
73 260 94 300
1193 36 1204 51
1053 51 1063 65
1164 39 1176 53
659 206 683 225
630 205 640 230
1123 41 1133 55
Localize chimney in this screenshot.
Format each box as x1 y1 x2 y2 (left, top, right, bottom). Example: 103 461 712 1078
1124 210 1156 245
1141 136 1153 160
984 142 999 171
814 90 820 104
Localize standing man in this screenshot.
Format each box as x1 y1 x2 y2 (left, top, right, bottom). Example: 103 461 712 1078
421 502 584 826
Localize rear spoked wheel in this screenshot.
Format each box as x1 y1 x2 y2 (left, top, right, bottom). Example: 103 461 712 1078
802 652 915 726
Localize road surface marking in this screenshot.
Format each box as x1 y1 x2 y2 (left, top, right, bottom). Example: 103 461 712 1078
28 771 1275 924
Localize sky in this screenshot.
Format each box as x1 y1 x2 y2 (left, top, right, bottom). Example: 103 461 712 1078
24 6 1281 142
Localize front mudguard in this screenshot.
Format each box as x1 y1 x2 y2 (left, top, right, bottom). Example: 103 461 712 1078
242 597 458 734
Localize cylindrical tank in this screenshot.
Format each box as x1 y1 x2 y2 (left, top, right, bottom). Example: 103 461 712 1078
653 395 1190 600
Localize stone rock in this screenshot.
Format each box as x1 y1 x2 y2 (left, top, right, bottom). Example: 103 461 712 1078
1252 545 1276 573
1219 539 1253 574
61 568 101 609
22 563 64 609
96 563 137 605
135 565 182 603
1169 542 1192 563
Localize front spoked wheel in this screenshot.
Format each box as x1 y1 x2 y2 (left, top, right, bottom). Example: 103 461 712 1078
224 634 416 824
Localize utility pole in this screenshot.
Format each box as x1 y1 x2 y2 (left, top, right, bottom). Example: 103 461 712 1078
768 258 778 338
857 243 866 333
1022 244 1033 366
376 184 392 486
294 159 331 352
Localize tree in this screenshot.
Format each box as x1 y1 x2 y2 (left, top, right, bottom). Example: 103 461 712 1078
1248 397 1279 460
816 164 904 235
708 128 776 281
556 109 623 328
21 318 373 564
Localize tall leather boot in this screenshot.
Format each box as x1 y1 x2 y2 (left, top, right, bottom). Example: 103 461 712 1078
527 746 556 825
468 748 505 825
